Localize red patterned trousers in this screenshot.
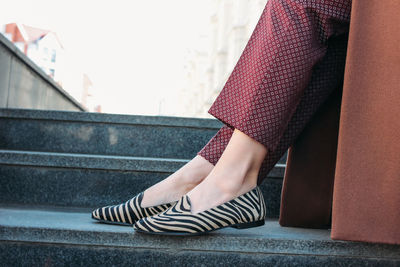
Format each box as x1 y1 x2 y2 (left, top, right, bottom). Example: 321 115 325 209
198 0 352 184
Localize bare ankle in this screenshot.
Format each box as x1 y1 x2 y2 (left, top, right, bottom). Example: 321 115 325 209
179 155 214 185
140 156 213 208
213 169 258 196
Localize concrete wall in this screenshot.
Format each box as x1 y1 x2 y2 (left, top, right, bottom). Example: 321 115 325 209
0 34 85 111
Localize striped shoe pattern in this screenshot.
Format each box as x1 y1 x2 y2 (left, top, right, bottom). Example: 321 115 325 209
133 186 267 235
91 192 175 226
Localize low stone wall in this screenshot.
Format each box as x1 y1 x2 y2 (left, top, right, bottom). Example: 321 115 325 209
0 34 85 111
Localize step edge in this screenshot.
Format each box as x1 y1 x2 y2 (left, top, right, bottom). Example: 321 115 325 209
1 208 398 258
0 108 223 129
0 149 188 173
1 223 398 259
0 149 286 177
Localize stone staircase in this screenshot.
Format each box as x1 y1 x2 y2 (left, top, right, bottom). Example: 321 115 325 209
0 108 399 266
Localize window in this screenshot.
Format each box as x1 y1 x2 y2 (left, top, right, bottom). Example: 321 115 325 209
43 47 49 61
51 49 56 63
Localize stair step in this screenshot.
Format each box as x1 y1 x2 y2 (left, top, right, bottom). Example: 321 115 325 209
0 207 398 266
0 108 288 163
0 108 221 159
0 150 284 217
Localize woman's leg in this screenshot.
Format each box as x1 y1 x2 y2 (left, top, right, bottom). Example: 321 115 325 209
189 0 352 213
198 33 350 189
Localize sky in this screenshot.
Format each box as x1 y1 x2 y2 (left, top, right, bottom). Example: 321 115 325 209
0 0 214 115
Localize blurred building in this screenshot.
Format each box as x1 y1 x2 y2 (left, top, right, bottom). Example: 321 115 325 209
2 23 100 112
4 23 64 81
181 0 269 118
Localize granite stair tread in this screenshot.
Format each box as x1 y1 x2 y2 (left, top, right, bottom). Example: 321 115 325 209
1 207 399 260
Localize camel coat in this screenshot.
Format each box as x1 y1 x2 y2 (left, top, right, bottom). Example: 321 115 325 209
279 0 400 245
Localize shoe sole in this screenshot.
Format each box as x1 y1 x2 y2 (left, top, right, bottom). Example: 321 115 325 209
92 214 266 230
92 215 265 230
134 219 265 236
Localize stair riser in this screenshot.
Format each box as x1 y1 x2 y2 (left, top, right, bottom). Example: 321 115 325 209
0 165 283 218
0 118 218 159
1 242 397 267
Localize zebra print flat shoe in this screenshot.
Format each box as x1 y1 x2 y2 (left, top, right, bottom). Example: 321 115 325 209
133 186 266 235
91 192 176 226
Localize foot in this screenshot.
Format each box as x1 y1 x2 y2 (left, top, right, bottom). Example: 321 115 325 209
133 186 267 235
140 155 214 208
186 129 268 214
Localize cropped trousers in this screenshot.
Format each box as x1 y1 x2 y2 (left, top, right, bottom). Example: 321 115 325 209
198 0 352 184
